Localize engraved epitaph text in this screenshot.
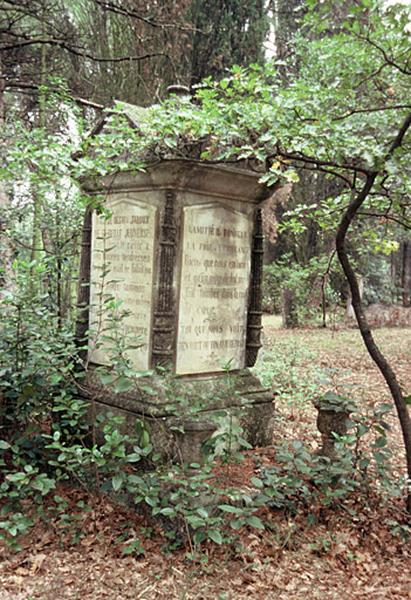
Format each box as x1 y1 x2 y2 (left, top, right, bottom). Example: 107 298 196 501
89 198 156 370
176 204 253 374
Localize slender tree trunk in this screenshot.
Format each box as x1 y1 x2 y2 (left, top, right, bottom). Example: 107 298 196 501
346 275 364 319
336 112 411 511
321 249 336 327
390 250 398 304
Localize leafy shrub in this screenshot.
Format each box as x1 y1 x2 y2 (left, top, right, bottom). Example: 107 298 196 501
0 260 79 431
254 341 318 411
0 259 404 554
253 402 399 517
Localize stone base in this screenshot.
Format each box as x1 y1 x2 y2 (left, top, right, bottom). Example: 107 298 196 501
78 368 275 463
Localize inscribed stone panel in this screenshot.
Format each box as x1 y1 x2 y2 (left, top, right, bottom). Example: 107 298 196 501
89 198 156 370
176 204 253 375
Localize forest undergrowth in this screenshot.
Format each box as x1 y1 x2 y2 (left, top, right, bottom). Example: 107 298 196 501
0 319 410 600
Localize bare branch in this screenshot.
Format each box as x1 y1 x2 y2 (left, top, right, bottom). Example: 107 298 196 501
357 33 411 76
280 160 354 189
4 80 105 110
386 112 411 156
357 211 411 229
91 0 197 33
294 103 411 125
0 38 169 65
92 0 160 28
275 147 371 175
332 104 411 121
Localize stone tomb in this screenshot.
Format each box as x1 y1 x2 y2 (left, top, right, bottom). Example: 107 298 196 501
77 161 274 460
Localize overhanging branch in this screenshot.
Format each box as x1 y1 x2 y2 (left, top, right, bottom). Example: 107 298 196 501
0 38 169 64
275 147 371 175
4 80 105 110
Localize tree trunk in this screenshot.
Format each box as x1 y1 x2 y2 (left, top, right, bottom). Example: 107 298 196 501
29 40 48 273
346 275 364 319
75 207 93 361
336 112 411 512
282 287 299 328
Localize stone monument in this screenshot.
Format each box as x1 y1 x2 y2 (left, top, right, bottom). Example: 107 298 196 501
76 108 275 461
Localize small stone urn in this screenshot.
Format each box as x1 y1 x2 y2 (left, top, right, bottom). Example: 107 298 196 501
313 392 356 458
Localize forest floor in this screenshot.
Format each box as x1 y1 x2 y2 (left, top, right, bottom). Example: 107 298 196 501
1 318 410 599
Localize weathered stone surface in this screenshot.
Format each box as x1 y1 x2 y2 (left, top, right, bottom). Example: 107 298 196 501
80 368 275 461
176 204 253 374
88 197 157 370
171 418 217 464
315 408 351 459
77 160 275 458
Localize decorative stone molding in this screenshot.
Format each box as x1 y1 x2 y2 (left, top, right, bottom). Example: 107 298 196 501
151 190 177 367
75 206 92 358
246 209 264 367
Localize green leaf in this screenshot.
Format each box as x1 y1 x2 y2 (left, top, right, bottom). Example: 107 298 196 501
141 430 150 449
229 519 243 530
374 451 387 465
208 529 223 544
359 458 370 470
159 507 175 516
374 436 387 448
6 472 27 483
0 441 10 450
122 541 144 556
307 513 317 526
376 403 392 414
50 373 63 385
193 530 207 545
134 370 153 378
114 376 133 393
246 515 265 530
250 477 264 488
186 516 206 529
217 504 242 514
144 495 157 507
127 453 142 462
112 474 123 491
99 372 116 386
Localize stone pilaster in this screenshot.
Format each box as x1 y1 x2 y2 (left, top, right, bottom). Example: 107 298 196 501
75 206 92 359
151 190 176 367
246 209 264 367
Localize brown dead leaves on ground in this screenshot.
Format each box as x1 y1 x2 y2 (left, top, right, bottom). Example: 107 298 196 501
0 324 410 599
0 515 410 600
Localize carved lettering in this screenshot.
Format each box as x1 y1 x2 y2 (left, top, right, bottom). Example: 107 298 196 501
89 199 156 370
176 205 252 375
